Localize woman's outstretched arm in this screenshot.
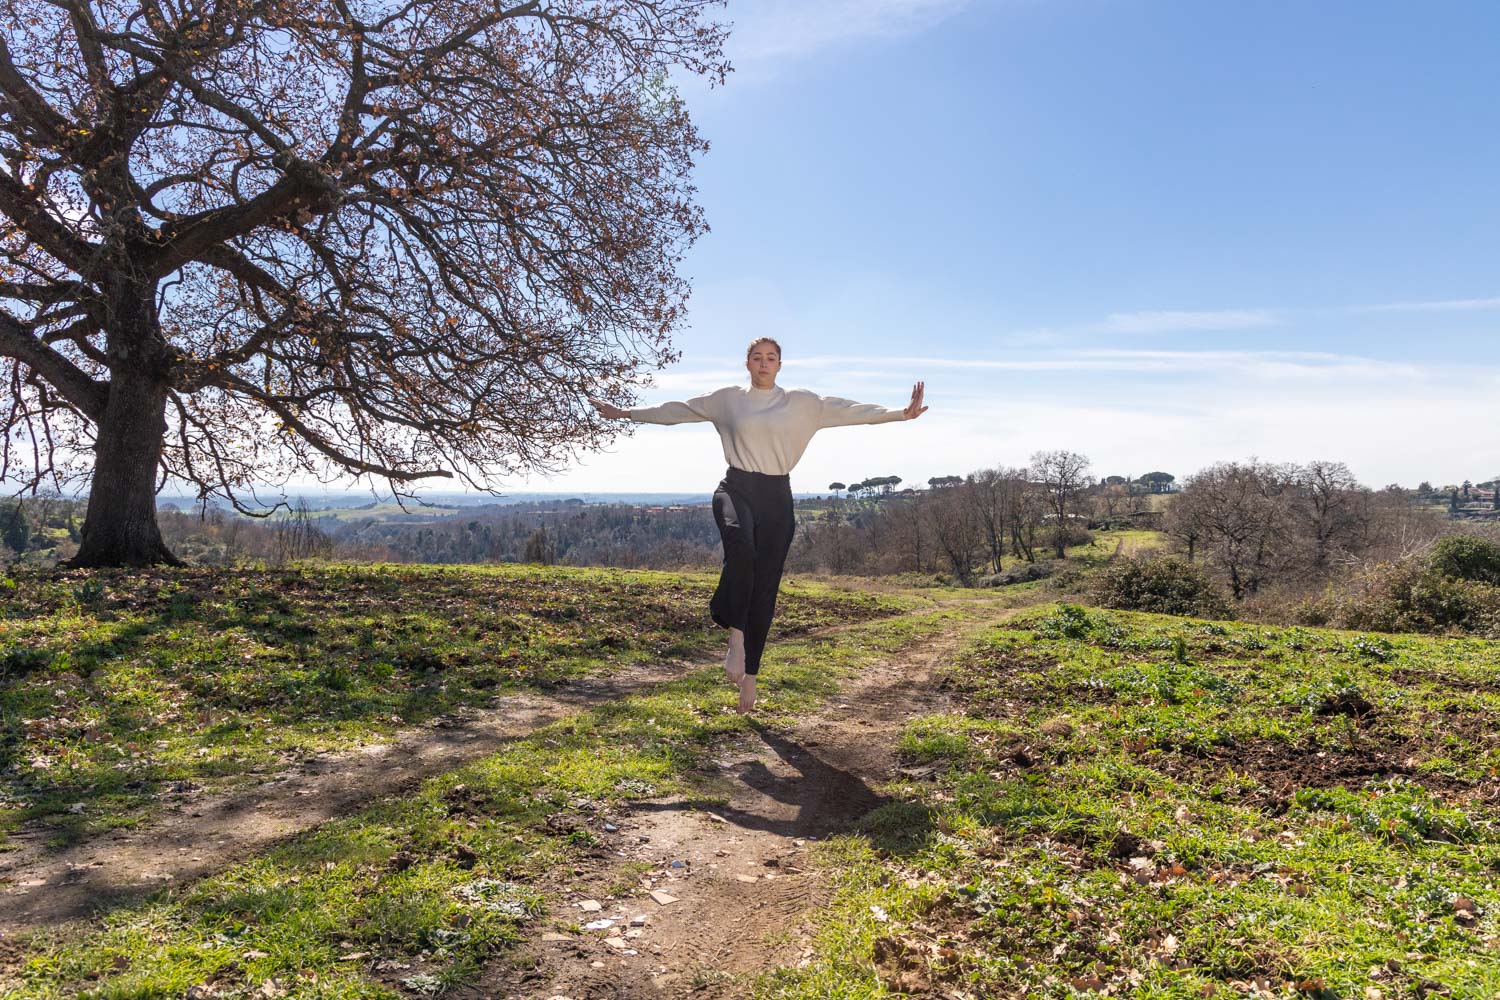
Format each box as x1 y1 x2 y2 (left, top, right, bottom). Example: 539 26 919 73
817 381 928 427
590 389 723 424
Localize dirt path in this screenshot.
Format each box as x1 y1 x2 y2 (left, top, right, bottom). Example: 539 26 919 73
0 651 730 936
475 611 1008 1000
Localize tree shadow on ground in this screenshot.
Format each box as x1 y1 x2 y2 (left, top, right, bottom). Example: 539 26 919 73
0 721 552 931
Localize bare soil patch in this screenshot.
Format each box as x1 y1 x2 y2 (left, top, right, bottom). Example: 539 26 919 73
1388 666 1500 696
1142 721 1498 815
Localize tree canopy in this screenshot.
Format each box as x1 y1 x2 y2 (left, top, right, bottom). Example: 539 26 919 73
0 0 728 564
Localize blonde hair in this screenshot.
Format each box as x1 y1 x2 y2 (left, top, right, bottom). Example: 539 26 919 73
745 337 782 360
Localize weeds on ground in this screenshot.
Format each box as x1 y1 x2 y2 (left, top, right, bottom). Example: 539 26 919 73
0 565 897 843
0 606 965 999
765 603 1500 1000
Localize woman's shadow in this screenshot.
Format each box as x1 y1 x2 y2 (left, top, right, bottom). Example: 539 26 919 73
633 719 933 848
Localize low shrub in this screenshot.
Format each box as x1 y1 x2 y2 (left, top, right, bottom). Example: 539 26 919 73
1427 533 1500 585
1290 596 1333 627
1316 559 1500 637
1088 556 1231 618
1036 603 1094 639
1053 523 1093 550
1046 564 1090 592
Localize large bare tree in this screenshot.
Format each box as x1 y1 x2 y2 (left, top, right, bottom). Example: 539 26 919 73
967 465 1008 574
924 477 980 585
1286 459 1369 570
1030 448 1091 558
1174 459 1292 599
0 0 726 565
968 464 1034 572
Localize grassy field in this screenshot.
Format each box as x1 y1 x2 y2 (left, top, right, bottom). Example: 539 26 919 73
285 503 465 524
1063 529 1167 564
0 565 898 845
12 547 1493 999
765 604 1500 999
0 600 972 999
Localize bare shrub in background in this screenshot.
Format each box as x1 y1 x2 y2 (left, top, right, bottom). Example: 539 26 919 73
1091 555 1232 619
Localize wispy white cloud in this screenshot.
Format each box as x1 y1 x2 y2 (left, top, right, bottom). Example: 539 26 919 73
1350 296 1500 314
1067 348 1420 380
778 348 1420 380
725 0 974 63
1087 309 1280 334
996 307 1280 342
983 294 1500 342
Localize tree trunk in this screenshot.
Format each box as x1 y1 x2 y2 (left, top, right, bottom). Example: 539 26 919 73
71 368 181 567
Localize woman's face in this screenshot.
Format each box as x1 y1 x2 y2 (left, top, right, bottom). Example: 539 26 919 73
746 345 782 387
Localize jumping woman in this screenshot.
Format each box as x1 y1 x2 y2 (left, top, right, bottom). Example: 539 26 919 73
589 338 928 713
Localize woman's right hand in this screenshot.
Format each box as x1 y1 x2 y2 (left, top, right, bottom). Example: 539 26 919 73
589 397 630 420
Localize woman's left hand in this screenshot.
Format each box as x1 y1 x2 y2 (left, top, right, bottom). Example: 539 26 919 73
903 381 928 420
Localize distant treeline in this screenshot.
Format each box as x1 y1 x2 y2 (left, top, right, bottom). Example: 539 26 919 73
796 456 1487 599
155 500 728 569
0 495 723 569
324 502 726 568
3 456 1494 602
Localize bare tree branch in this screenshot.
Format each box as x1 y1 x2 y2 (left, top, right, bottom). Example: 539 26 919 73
0 307 107 419
0 35 72 144
0 169 100 275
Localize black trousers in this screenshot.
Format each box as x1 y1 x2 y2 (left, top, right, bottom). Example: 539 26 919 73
710 467 795 676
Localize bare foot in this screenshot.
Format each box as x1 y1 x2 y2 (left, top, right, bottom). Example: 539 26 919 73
737 673 757 714
724 628 746 685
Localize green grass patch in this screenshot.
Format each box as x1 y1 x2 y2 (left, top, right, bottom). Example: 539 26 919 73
0 602 972 999
763 603 1500 1000
1064 529 1166 565
0 565 898 844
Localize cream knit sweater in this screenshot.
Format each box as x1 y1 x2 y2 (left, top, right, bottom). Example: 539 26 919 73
629 385 907 476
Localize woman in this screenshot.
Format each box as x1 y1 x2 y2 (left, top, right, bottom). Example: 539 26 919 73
590 338 927 713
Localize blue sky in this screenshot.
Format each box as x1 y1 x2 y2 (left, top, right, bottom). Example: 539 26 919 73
532 0 1500 494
